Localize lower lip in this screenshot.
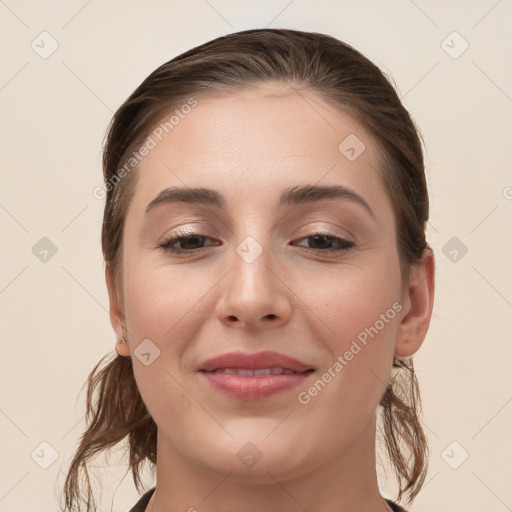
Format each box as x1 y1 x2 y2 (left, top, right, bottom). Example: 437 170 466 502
200 371 313 400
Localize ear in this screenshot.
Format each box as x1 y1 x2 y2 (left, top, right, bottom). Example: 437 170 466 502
105 263 131 357
395 248 435 357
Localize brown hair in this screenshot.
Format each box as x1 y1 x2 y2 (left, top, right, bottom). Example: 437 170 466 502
63 28 431 511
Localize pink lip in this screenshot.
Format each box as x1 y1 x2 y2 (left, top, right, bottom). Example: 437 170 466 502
201 372 313 400
198 350 314 373
198 350 315 400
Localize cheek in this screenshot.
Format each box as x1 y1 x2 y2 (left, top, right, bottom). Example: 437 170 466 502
123 256 206 340
122 261 207 427
299 255 401 401
302 256 402 343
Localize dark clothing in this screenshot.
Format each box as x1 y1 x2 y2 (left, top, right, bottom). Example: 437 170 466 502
128 487 408 512
128 487 153 512
387 500 409 512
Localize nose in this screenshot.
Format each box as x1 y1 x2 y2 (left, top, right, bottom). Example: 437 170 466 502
215 237 292 330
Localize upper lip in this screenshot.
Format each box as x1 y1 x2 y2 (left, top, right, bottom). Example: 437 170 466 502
198 350 314 373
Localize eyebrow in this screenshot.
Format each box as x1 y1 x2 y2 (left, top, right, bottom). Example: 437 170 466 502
145 184 376 220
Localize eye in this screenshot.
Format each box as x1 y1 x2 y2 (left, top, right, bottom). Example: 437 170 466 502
159 232 218 254
293 233 355 254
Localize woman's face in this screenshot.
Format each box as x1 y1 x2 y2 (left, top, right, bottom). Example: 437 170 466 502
109 83 419 480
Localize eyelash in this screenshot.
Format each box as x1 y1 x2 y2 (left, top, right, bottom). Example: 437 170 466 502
158 231 355 255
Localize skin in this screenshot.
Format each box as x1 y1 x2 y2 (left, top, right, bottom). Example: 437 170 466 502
106 82 435 512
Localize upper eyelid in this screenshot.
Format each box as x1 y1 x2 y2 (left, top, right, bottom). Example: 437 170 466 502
163 227 352 240
163 218 357 237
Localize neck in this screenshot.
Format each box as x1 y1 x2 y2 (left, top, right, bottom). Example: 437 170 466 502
147 412 392 512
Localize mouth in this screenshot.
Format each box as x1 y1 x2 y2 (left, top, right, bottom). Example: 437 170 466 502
198 351 315 400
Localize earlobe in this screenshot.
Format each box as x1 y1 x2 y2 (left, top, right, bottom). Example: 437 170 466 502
105 263 131 357
395 248 435 357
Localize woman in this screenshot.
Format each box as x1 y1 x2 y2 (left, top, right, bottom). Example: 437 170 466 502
63 28 435 512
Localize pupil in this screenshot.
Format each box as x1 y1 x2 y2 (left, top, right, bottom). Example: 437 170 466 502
183 235 202 249
312 235 331 248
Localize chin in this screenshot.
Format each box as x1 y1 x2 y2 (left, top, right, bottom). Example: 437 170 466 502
184 432 312 484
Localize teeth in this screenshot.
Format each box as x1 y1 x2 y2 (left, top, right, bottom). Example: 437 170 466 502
254 368 271 376
236 369 254 377
210 367 296 376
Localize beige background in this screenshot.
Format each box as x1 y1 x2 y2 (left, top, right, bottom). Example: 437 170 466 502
1 1 511 511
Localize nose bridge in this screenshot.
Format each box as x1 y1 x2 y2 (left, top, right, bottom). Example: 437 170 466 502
231 231 275 302
216 227 291 328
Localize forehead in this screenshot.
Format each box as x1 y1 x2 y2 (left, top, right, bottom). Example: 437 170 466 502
128 83 389 217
